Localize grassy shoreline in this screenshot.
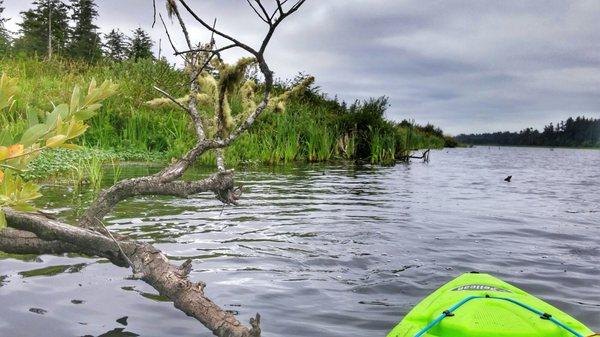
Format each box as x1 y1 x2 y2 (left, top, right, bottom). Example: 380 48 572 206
2 57 452 177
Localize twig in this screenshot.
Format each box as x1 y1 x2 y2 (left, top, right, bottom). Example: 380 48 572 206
174 43 236 56
159 13 182 58
94 216 134 270
153 86 189 112
178 0 258 56
246 0 269 24
152 0 157 27
170 0 193 49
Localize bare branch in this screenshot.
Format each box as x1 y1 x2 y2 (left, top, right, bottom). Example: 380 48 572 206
3 208 129 266
187 52 217 86
0 228 98 256
246 0 270 24
254 1 272 23
3 210 258 337
159 13 182 56
275 0 284 16
153 86 189 111
186 75 207 141
177 0 258 56
169 1 308 152
151 84 206 142
168 0 193 49
80 167 235 229
174 43 236 56
260 0 306 54
152 0 157 27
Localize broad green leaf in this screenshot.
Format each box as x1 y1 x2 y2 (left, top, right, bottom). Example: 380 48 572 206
85 103 102 112
20 124 48 147
46 134 68 148
0 73 18 111
46 104 69 127
88 78 97 95
53 113 64 136
26 110 39 127
66 120 88 139
74 108 98 121
17 181 42 201
70 85 81 113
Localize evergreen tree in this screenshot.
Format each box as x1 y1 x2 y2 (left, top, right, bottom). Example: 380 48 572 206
104 29 128 61
0 0 11 52
69 0 102 61
456 116 600 147
128 28 154 61
15 0 70 58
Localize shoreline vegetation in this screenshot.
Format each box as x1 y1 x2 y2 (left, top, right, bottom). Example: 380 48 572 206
1 57 456 181
457 116 600 148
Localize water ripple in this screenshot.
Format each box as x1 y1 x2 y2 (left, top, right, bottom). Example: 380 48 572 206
0 147 599 336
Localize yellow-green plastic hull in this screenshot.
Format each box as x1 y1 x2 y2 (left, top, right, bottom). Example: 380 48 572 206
387 273 594 337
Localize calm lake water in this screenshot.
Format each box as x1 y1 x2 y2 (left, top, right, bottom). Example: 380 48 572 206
1 147 599 336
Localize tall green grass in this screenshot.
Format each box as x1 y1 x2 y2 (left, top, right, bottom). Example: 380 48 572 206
1 56 448 171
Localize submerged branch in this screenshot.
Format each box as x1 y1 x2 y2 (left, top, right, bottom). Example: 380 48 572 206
79 165 235 229
2 209 259 337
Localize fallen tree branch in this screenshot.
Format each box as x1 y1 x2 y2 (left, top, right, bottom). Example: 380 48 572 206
0 227 97 256
4 208 129 266
2 1 308 336
79 168 234 229
3 208 259 337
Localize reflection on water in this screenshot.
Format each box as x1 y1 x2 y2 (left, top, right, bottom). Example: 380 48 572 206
0 147 599 336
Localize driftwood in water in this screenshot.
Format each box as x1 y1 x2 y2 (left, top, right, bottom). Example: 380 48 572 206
398 149 431 162
1 1 307 336
409 149 431 162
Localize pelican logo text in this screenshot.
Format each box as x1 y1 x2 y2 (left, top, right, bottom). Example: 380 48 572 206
451 284 512 293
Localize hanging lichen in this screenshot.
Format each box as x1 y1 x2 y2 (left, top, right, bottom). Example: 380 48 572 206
267 76 315 113
145 52 313 140
166 0 177 18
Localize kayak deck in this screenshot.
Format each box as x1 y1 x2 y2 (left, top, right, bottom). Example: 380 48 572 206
387 273 594 337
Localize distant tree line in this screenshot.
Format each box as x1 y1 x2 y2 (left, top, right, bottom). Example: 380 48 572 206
0 0 154 62
456 116 600 147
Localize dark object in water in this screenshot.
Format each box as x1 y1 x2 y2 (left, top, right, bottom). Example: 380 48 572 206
28 308 47 315
504 175 512 182
116 316 129 326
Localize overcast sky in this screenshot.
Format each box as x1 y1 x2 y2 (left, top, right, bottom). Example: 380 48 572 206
3 0 600 134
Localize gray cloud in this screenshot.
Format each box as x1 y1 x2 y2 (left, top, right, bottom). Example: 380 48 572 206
3 0 600 134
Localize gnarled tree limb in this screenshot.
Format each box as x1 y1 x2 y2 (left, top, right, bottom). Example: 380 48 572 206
2 1 307 337
0 227 97 256
80 166 235 229
2 208 260 337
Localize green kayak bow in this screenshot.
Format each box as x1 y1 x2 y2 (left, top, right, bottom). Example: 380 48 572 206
388 272 596 337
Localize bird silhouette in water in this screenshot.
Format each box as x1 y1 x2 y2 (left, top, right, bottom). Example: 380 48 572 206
504 175 512 182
